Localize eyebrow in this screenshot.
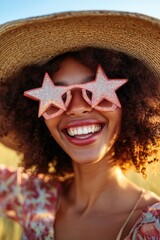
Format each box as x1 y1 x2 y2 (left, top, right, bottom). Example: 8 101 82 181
54 75 95 86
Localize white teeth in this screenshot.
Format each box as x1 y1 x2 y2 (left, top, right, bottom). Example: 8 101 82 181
67 125 101 137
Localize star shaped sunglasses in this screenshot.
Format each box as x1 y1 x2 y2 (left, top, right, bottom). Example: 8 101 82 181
24 65 128 120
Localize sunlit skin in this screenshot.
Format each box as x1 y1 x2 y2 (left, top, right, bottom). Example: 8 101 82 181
44 58 160 240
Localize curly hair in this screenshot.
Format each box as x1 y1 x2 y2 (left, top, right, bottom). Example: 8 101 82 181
0 47 159 178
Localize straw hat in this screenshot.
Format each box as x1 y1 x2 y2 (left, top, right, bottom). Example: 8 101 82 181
0 10 160 82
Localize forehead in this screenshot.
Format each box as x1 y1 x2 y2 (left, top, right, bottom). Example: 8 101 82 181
52 58 94 85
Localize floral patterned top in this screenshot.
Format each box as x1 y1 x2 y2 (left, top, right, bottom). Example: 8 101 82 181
0 164 160 240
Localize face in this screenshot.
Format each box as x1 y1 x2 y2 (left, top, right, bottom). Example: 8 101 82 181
45 58 122 165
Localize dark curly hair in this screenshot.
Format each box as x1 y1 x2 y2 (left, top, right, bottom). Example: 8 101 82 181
0 47 159 178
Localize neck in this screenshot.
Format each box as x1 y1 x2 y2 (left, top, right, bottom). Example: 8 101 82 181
66 157 131 212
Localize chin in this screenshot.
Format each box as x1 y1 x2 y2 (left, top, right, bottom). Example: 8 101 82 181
70 145 114 166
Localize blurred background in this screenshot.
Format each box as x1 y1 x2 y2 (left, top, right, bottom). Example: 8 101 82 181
0 0 160 239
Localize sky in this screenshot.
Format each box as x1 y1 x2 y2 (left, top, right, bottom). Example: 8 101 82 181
0 0 160 25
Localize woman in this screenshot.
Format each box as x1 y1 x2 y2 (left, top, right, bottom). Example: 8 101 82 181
0 11 160 239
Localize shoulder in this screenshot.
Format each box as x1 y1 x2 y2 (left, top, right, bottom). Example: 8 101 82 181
129 193 160 239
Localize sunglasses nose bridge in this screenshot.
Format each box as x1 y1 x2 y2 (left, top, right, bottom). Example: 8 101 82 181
66 86 84 106
64 85 92 115
64 84 91 105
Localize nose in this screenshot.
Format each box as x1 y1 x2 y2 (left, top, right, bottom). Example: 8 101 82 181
66 89 92 116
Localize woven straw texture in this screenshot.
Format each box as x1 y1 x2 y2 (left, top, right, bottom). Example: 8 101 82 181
0 11 160 81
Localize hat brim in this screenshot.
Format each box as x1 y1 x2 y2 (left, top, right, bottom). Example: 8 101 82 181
0 11 160 81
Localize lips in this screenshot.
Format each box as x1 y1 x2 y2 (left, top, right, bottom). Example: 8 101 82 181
62 120 105 146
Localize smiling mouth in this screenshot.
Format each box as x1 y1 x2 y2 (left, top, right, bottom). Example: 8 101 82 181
65 124 104 138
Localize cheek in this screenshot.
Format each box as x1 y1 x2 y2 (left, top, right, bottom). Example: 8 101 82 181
101 108 122 139
44 119 58 136
45 118 65 148
101 107 122 124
